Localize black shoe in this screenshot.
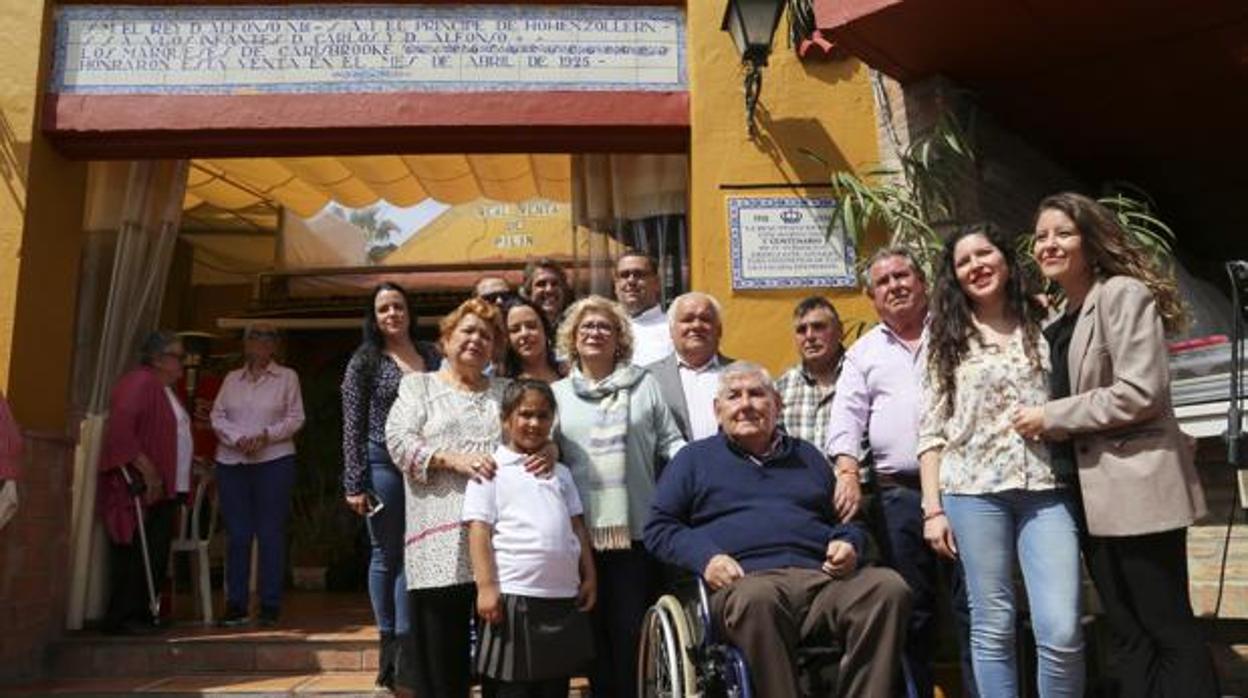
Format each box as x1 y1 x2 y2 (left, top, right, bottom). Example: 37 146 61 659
218 608 251 628
376 633 396 690
258 606 280 627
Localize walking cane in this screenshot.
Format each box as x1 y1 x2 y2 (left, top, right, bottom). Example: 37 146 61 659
119 466 162 624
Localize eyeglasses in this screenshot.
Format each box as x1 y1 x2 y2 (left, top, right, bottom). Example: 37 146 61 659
481 291 512 304
616 269 652 281
578 321 616 336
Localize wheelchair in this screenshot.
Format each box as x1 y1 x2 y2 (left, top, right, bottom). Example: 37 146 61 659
637 576 840 698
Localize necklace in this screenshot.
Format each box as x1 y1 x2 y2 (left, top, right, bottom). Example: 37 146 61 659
439 365 487 393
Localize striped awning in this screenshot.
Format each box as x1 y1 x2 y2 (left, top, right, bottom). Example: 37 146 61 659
186 154 572 218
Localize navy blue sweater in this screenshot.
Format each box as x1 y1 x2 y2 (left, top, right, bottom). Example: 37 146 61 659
644 432 867 576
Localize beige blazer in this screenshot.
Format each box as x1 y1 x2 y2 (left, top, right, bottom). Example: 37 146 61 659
1043 276 1206 536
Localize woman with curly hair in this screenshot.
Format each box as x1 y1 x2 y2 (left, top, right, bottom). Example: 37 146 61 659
1012 192 1215 697
918 225 1084 697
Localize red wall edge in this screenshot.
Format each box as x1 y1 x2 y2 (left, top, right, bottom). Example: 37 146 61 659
44 91 690 157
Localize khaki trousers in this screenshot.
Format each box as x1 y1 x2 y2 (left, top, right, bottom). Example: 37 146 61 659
710 566 910 698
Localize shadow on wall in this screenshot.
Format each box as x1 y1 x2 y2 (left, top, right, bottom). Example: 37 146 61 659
751 103 891 261
0 108 29 216
754 104 852 186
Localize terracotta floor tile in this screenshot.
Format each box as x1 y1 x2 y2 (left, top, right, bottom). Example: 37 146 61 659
139 674 314 692
6 676 162 694
295 672 378 692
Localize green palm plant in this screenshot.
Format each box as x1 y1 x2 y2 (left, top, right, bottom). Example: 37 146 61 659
802 106 1176 280
802 112 976 277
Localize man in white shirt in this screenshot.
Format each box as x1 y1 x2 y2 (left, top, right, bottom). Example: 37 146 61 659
645 292 732 441
614 251 673 366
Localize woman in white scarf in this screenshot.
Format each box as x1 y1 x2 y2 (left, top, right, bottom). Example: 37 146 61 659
551 295 685 698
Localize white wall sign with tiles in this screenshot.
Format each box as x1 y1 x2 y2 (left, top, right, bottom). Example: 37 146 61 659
52 5 686 95
728 196 857 290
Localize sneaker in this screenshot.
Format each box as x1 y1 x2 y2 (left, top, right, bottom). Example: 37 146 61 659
258 606 280 627
218 608 251 628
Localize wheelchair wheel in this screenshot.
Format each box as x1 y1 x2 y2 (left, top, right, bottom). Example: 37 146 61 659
638 596 697 697
656 595 698 694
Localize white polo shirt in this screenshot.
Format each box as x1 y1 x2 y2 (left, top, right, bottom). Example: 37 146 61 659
462 446 584 598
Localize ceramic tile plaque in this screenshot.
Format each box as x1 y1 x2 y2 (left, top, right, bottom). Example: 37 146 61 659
52 5 686 95
727 196 856 290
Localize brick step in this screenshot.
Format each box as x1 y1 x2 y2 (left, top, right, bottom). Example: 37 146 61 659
6 673 593 696
3 672 382 696
49 633 378 678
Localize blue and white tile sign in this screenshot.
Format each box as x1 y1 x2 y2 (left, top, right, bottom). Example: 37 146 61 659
728 196 857 290
52 5 686 95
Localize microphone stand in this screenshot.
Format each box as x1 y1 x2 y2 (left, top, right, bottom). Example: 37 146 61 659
1227 261 1248 468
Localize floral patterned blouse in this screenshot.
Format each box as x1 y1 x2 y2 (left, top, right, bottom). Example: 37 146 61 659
917 328 1059 495
385 371 508 590
340 343 441 496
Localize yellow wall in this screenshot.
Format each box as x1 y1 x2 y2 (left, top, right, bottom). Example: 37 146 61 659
0 1 89 430
0 1 891 426
686 6 882 374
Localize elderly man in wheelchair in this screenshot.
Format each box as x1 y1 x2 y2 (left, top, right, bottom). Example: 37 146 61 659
643 361 910 697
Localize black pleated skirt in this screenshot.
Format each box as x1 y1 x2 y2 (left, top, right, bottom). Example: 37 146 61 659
475 594 594 682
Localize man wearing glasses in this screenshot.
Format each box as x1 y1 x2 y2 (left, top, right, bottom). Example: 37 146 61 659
473 276 513 306
614 251 672 366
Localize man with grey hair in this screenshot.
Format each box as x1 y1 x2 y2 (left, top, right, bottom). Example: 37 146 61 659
826 246 975 698
645 291 732 441
646 361 909 697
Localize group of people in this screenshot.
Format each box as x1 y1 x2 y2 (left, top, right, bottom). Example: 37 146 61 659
98 189 1216 698
98 323 306 633
347 193 1218 698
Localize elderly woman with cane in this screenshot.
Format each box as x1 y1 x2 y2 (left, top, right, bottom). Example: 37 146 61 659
98 330 192 635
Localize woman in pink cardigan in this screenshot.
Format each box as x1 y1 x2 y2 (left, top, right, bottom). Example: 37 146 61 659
97 330 189 634
0 391 22 530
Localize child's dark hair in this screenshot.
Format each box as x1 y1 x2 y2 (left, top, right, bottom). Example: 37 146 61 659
500 379 557 421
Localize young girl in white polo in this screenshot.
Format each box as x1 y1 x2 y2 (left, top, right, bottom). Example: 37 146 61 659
463 379 596 698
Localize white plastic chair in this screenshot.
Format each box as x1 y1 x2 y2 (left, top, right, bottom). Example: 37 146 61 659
169 460 218 624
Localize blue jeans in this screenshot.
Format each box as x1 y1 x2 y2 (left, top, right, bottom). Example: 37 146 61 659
365 445 409 636
217 455 297 613
944 488 1085 698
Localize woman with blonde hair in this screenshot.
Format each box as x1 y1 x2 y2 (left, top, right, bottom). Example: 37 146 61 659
1012 192 1215 697
551 295 685 698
